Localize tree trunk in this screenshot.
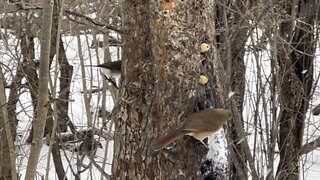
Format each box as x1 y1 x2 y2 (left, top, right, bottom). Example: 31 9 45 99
276 1 316 179
7 60 24 141
112 0 226 179
214 1 249 179
48 1 73 177
25 0 54 179
0 68 17 180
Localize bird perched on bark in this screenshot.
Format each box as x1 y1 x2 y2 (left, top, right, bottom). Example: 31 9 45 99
152 108 233 151
85 60 122 78
85 60 122 88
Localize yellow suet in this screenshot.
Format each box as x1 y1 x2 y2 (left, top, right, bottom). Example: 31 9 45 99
200 43 210 52
199 75 208 85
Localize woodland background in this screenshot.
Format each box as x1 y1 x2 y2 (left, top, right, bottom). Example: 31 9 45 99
0 0 320 180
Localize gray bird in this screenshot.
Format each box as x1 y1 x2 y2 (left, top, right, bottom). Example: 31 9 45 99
85 60 122 78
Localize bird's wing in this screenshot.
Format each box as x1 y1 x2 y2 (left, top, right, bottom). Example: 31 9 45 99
182 109 224 131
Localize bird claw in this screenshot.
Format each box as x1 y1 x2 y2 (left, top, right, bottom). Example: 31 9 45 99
200 141 209 149
103 75 119 89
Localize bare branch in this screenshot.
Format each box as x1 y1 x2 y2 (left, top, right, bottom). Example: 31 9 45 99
65 10 123 34
87 155 112 180
0 2 123 34
0 2 41 13
300 137 320 155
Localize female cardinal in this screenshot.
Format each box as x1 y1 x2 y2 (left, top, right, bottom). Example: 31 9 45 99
152 108 233 151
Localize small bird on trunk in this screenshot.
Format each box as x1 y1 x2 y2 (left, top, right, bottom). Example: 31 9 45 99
152 108 233 151
85 60 122 78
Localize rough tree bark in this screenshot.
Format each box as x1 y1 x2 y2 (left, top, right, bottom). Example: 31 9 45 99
112 0 229 179
276 1 316 179
6 59 24 141
47 1 73 178
0 69 18 180
25 0 54 179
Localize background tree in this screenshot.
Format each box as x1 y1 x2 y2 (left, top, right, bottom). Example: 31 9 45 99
0 68 18 180
25 0 54 178
214 1 250 179
276 1 317 179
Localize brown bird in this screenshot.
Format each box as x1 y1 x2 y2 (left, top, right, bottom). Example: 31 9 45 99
85 60 122 78
152 108 233 151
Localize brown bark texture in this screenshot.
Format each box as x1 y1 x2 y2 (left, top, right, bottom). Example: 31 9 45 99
0 68 18 180
25 0 54 179
112 0 224 179
45 1 73 178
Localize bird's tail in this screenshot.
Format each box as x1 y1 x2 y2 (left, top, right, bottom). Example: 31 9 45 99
152 130 185 151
